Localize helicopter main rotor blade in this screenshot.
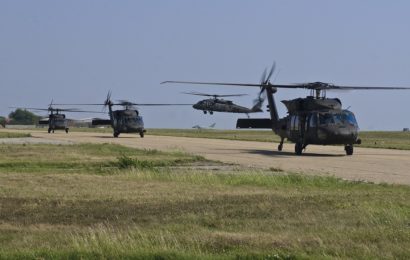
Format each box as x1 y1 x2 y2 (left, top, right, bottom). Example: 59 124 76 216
182 91 248 98
276 82 410 90
10 106 46 110
162 81 264 87
162 81 410 90
63 109 106 113
114 103 193 106
52 103 106 106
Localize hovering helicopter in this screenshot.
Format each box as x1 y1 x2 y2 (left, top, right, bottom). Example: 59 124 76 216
11 103 102 133
162 63 410 155
182 92 263 116
56 92 191 138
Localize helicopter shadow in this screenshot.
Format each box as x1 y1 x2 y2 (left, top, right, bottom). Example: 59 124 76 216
233 149 346 158
92 136 137 139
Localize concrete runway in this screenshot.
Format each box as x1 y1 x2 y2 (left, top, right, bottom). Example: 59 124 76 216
5 130 410 185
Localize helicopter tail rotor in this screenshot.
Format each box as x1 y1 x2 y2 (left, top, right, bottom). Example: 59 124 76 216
104 90 112 105
252 62 276 111
103 90 113 111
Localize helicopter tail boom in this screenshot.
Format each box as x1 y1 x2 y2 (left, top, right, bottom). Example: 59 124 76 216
265 87 279 126
236 118 272 129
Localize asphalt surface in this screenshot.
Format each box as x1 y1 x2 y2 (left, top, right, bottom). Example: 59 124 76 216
3 130 410 185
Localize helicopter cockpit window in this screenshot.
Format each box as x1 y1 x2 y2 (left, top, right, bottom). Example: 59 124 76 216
319 113 334 125
342 111 358 126
125 117 135 124
319 112 358 126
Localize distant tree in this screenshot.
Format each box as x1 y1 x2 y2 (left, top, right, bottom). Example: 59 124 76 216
8 109 40 125
0 116 6 127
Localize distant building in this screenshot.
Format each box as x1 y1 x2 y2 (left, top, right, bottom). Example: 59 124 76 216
5 125 36 129
403 128 409 132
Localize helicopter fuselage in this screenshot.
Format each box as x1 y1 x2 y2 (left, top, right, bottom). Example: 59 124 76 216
109 109 145 138
47 114 69 133
193 98 259 114
275 109 360 145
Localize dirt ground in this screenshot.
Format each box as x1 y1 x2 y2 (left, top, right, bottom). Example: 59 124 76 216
3 129 410 185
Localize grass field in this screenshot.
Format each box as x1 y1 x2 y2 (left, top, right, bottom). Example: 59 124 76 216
0 131 31 138
0 143 409 259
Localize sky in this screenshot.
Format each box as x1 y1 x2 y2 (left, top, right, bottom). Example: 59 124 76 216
1 0 409 130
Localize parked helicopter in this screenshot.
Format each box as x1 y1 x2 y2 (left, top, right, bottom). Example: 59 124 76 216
192 122 216 130
162 63 410 155
56 92 191 138
182 92 263 116
10 104 102 133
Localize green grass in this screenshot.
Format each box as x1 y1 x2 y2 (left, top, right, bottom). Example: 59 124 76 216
0 143 206 174
0 131 31 138
358 131 410 150
0 143 409 259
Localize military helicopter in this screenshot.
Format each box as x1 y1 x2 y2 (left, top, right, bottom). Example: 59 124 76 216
162 63 410 155
182 92 263 116
56 92 191 138
192 122 216 130
11 103 102 133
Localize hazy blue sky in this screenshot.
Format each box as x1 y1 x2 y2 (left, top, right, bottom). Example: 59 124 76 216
1 0 409 130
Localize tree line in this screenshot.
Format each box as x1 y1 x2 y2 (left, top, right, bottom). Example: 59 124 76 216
1 109 40 126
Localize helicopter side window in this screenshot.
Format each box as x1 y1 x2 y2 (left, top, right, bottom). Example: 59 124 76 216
319 113 334 125
291 115 299 131
309 113 318 128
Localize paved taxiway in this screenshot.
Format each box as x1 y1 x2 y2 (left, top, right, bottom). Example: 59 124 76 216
5 130 410 185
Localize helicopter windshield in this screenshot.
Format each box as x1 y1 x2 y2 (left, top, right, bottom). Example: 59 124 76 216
319 111 358 126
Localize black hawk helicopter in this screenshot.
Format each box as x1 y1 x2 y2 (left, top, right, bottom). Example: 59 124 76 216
11 103 102 133
56 92 191 138
182 92 263 116
162 63 410 155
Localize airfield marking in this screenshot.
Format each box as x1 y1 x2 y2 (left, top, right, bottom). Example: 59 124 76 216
5 130 410 185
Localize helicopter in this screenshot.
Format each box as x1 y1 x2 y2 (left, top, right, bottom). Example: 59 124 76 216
162 63 410 155
182 92 263 116
10 104 102 133
192 122 216 130
56 92 192 138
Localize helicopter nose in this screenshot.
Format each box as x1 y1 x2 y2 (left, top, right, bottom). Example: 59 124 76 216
333 127 358 143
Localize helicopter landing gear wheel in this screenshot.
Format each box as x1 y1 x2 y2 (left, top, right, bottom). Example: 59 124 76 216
65 128 69 134
345 144 354 156
48 128 51 134
278 138 284 151
113 132 119 138
209 111 213 115
139 131 144 138
295 142 303 155
203 111 207 114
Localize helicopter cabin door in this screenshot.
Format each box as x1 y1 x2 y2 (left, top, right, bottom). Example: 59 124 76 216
288 114 302 142
305 112 318 142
